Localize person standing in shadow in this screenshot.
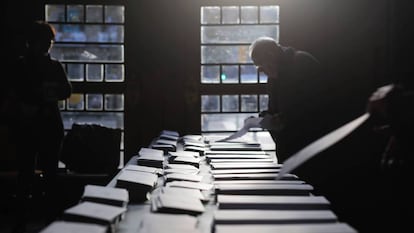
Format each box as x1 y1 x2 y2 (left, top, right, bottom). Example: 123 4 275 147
9 20 72 233
248 36 331 163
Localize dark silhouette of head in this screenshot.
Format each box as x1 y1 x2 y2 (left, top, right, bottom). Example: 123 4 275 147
249 37 284 77
27 20 56 56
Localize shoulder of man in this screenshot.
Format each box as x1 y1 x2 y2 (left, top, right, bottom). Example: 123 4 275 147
294 50 320 65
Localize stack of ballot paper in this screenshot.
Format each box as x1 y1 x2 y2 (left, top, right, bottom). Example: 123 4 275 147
213 209 338 224
136 148 164 168
81 184 129 207
137 213 201 233
39 221 107 233
163 164 200 175
217 195 331 210
124 164 163 176
214 183 314 196
61 202 126 233
182 135 206 153
214 223 358 233
115 169 158 202
151 192 205 215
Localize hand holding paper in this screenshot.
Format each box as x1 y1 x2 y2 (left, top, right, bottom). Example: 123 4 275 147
217 116 263 142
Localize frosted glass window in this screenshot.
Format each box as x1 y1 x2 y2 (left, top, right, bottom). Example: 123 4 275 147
105 94 124 110
45 5 65 22
86 5 103 23
221 65 239 83
201 25 278 44
259 95 269 112
201 45 250 64
201 113 258 131
222 6 239 24
51 44 124 63
241 65 258 83
53 25 124 43
241 6 258 24
86 64 103 81
105 64 124 82
67 94 84 110
241 95 258 112
58 100 65 110
86 94 103 110
105 5 124 23
259 72 268 83
201 6 220 24
222 95 239 112
201 65 220 83
66 64 84 81
67 5 84 22
260 6 280 23
200 4 279 132
61 112 124 130
202 95 220 112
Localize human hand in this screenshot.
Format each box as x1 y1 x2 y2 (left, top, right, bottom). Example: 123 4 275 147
366 84 394 120
244 116 263 129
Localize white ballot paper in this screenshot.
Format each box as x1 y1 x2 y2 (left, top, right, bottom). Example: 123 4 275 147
217 117 263 141
277 113 370 179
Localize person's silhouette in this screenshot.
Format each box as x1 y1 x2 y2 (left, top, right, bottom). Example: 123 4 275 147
10 20 72 233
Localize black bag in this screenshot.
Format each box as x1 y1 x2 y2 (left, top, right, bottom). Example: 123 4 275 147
60 123 121 174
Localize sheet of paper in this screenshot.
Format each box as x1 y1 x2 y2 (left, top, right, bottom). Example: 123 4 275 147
217 117 263 142
276 113 370 179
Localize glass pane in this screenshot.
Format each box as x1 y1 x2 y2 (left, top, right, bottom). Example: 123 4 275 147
86 64 103 81
201 6 220 24
51 44 124 63
222 6 239 24
201 95 220 112
259 72 268 83
260 5 280 23
241 94 258 112
67 5 84 22
222 95 239 112
259 94 269 112
105 94 124 111
86 94 103 110
221 65 239 83
54 24 124 43
201 25 278 44
241 6 258 24
66 64 84 81
86 5 103 23
105 5 125 23
67 93 84 110
105 64 124 82
58 100 65 110
201 113 258 131
45 5 65 22
61 112 124 130
241 65 257 83
201 45 250 64
201 65 220 83
120 132 124 150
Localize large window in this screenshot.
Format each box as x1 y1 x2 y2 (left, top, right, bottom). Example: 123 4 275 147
200 5 279 132
45 4 125 165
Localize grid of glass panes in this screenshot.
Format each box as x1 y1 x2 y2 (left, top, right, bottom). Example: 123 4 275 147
200 5 279 131
45 4 125 165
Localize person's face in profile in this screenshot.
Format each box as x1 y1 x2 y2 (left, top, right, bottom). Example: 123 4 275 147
252 50 280 78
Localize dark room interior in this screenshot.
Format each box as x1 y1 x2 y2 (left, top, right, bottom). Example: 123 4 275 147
1 0 413 233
